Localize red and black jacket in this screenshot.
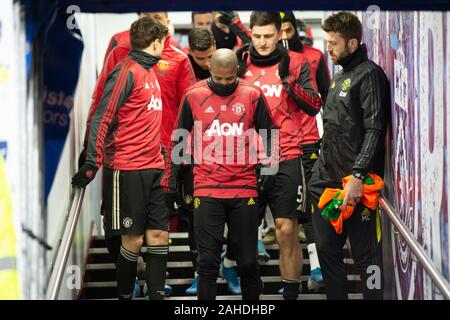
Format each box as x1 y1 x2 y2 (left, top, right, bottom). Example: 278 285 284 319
162 79 276 199
239 46 322 161
85 50 164 171
103 29 130 64
86 34 196 151
281 38 331 145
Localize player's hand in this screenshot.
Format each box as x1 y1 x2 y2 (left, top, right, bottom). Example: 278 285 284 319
342 176 363 210
216 11 238 26
78 147 87 170
71 164 98 188
165 191 181 211
236 43 250 77
256 165 276 195
277 44 291 80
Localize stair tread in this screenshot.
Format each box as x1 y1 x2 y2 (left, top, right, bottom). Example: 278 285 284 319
86 258 355 271
88 293 363 300
84 274 361 288
82 233 361 300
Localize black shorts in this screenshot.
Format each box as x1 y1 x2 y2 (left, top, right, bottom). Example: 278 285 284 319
103 167 169 236
298 142 320 224
258 157 305 221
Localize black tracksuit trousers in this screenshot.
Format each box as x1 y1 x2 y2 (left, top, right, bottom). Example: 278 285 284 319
308 172 384 300
194 196 262 300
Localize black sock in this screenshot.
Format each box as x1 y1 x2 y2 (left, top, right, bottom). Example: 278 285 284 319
145 245 168 300
116 246 139 300
282 279 300 300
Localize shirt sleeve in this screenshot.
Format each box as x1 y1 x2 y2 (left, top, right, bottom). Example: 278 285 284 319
315 54 331 102
161 95 195 192
176 57 196 108
84 48 130 148
229 17 251 44
352 68 389 175
85 65 134 168
103 35 117 65
283 62 323 116
253 94 277 158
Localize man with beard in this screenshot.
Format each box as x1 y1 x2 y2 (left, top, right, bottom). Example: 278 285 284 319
309 11 389 300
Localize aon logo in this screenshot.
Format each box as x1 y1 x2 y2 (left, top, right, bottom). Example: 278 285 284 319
254 81 282 98
207 120 244 137
147 96 162 111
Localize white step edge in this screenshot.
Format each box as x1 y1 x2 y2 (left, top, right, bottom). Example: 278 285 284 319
89 293 363 300
86 258 355 271
88 243 347 254
85 274 361 288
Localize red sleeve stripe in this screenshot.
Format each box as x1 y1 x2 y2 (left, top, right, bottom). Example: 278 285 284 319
94 60 133 167
290 79 322 111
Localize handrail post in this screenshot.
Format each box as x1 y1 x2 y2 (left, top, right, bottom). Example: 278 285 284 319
46 188 85 300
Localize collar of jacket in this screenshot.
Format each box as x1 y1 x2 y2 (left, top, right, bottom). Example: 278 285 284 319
189 55 210 80
279 34 304 53
338 44 368 72
128 49 161 70
249 43 281 67
207 78 239 96
164 35 172 49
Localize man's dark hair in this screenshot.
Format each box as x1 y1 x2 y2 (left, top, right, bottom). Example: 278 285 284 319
130 16 168 50
137 12 168 18
249 11 282 31
321 11 362 43
188 28 215 51
191 11 213 23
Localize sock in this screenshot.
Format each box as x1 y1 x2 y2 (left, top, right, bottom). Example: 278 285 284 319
282 279 300 300
116 245 139 300
223 257 237 268
307 243 320 271
241 276 263 300
145 245 169 300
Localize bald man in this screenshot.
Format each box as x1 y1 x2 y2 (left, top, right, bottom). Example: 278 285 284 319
162 49 277 300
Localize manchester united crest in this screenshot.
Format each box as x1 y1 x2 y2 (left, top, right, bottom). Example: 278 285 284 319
341 78 352 92
232 103 246 116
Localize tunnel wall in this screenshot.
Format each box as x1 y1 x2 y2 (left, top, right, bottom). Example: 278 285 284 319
359 11 449 299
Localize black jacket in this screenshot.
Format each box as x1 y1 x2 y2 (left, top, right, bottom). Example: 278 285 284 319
316 44 390 182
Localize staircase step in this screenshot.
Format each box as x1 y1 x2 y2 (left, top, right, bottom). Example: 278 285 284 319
87 244 353 264
81 275 362 299
82 233 361 300
84 259 357 284
91 293 364 300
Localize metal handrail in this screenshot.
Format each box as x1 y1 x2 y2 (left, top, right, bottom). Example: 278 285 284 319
46 188 85 300
379 196 450 299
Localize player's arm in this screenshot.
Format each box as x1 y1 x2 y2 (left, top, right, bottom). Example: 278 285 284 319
161 95 195 192
282 61 323 116
85 66 134 168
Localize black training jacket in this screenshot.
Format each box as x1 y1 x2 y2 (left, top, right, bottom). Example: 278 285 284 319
316 44 390 182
